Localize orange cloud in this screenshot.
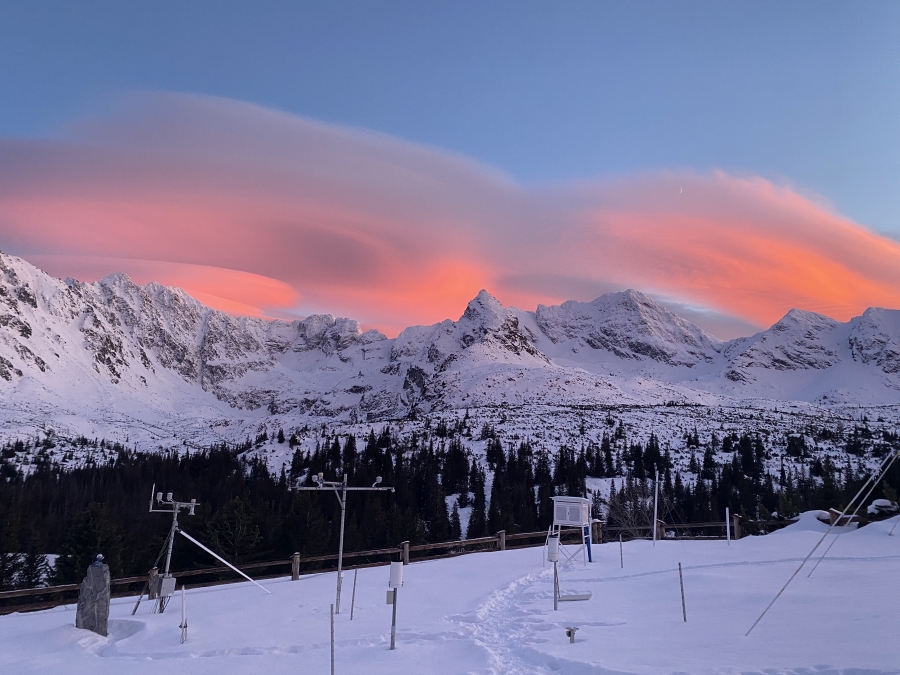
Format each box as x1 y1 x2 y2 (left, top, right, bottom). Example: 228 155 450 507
563 172 900 326
2 93 900 338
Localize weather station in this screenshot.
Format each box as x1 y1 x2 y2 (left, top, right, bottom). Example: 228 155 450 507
296 473 394 613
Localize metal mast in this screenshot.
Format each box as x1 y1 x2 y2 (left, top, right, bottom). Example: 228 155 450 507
296 472 394 613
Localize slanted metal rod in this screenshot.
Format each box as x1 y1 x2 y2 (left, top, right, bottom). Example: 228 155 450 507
178 530 271 594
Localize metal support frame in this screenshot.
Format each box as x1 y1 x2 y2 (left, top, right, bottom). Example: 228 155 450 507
553 560 559 611
296 472 394 613
144 484 269 614
545 524 588 566
147 484 198 613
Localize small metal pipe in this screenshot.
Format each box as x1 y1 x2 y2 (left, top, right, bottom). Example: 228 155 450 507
553 561 559 611
335 475 347 613
390 588 398 650
350 569 358 621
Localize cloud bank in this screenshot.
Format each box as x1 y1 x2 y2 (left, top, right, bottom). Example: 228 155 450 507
2 92 899 338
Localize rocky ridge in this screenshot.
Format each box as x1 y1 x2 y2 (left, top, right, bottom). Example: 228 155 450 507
2 251 900 445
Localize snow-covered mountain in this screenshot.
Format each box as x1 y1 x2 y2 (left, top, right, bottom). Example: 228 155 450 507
2 251 900 444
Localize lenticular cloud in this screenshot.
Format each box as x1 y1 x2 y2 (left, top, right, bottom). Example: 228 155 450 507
1 91 899 337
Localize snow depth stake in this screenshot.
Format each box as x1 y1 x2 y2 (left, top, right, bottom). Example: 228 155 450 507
350 569 358 621
619 534 623 568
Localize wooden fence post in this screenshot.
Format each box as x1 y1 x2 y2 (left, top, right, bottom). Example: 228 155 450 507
732 514 742 540
291 552 301 581
497 530 506 551
401 541 410 565
656 520 666 541
591 520 602 544
148 567 159 600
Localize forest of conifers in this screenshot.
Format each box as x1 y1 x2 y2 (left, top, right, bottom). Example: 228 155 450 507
1 418 898 590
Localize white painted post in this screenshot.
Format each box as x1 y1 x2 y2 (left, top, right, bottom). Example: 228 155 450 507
619 533 623 569
350 568 358 621
548 535 560 611
652 466 659 546
726 507 731 546
389 561 403 650
335 474 347 614
330 603 335 675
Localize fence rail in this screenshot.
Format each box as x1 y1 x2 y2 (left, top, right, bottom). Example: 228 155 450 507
0 518 793 614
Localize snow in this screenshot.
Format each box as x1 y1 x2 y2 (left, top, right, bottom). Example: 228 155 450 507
3 514 899 674
4 250 900 457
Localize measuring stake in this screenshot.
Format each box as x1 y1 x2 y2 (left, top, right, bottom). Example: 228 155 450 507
726 507 731 546
619 534 623 568
390 589 398 650
350 569 358 621
330 603 335 675
678 563 686 622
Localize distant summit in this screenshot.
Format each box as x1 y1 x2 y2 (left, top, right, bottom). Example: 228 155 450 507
2 250 900 443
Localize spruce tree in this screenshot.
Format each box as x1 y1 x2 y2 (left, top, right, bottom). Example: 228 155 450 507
450 501 462 540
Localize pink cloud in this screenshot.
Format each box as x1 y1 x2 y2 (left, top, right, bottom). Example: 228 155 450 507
2 92 900 338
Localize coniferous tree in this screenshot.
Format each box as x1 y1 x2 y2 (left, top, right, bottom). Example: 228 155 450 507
467 466 488 538
449 501 462 540
54 503 126 583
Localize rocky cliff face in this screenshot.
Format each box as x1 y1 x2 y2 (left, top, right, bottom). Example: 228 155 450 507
535 290 721 367
849 308 900 375
2 251 900 443
722 309 842 383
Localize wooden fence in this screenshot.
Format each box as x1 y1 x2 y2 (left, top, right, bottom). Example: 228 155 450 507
0 518 792 614
0 527 570 614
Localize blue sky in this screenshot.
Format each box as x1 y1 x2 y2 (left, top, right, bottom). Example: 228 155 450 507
2 1 898 234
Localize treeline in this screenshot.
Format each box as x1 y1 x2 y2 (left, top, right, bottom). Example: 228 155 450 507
1 423 898 591
606 429 900 531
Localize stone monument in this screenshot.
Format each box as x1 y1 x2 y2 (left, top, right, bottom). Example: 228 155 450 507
75 554 111 637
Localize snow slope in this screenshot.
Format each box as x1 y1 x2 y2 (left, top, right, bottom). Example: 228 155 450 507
3 250 900 447
2 515 898 674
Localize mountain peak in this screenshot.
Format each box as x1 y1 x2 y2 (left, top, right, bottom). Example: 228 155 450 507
536 290 721 366
460 289 507 326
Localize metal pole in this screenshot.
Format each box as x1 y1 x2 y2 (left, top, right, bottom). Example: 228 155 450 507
180 585 188 643
330 603 335 675
726 507 731 546
553 560 559 611
350 569 358 621
157 513 179 613
163 511 178 576
619 534 623 568
390 589 398 650
678 563 686 622
652 466 659 546
335 474 347 613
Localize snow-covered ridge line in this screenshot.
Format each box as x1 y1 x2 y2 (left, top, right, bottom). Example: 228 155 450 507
1 250 900 447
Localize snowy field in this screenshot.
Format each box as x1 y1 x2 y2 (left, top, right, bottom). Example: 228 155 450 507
2 514 898 675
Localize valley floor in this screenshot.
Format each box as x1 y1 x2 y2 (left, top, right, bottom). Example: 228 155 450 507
2 514 898 675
